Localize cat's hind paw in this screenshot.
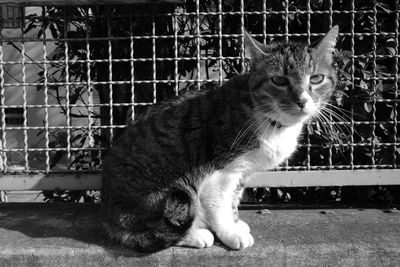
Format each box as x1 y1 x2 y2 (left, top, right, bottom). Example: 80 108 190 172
177 228 214 248
217 225 254 250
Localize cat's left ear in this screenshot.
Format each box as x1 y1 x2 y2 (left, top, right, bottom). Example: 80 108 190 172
243 29 267 64
315 25 339 63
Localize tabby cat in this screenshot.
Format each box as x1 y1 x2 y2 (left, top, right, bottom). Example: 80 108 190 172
102 26 339 251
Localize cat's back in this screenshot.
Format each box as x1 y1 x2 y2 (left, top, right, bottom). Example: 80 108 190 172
104 75 251 178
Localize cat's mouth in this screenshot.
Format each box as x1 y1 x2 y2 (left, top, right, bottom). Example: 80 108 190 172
258 103 314 128
267 108 312 128
292 109 314 118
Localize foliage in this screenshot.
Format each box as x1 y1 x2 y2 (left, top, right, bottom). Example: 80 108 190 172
42 190 100 202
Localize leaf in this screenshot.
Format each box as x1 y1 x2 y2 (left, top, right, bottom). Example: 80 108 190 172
376 81 383 92
307 124 314 134
23 23 37 35
340 71 351 80
364 102 372 113
256 209 271 215
359 80 368 90
386 47 396 56
37 29 43 39
70 134 83 143
320 210 336 214
80 136 87 146
358 61 366 69
383 208 400 213
311 0 323 8
376 64 390 75
372 136 381 146
379 124 389 135
49 23 59 39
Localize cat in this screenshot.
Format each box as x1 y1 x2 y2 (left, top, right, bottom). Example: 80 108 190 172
101 26 339 252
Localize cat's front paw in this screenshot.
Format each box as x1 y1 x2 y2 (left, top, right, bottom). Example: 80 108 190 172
177 228 214 248
217 225 254 250
236 219 250 233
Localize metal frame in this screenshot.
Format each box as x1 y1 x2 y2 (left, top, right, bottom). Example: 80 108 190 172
0 0 399 191
1 169 400 191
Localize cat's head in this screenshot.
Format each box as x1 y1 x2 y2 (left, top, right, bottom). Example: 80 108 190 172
244 26 339 127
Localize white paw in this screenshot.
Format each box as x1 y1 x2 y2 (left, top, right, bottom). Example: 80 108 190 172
177 228 214 248
216 224 254 250
236 220 251 233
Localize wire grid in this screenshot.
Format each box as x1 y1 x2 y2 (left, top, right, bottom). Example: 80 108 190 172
0 0 399 175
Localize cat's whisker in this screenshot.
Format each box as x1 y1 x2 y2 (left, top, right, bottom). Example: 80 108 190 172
257 113 281 165
257 119 272 164
254 112 276 139
317 110 346 139
320 106 347 125
324 102 353 114
317 110 352 161
323 106 352 124
320 108 357 137
312 112 332 140
313 111 348 159
232 109 271 149
325 103 366 121
230 118 258 151
320 115 342 145
231 110 274 153
240 111 272 144
323 104 351 122
314 110 344 144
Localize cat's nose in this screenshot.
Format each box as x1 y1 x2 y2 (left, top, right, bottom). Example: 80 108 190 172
296 99 307 109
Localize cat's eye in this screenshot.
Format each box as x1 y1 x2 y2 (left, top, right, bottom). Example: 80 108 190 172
310 74 324 84
271 76 290 86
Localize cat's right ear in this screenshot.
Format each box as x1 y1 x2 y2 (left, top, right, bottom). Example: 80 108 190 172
243 30 267 63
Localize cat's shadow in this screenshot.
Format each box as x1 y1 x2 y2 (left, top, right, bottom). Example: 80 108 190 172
0 203 233 259
0 203 157 258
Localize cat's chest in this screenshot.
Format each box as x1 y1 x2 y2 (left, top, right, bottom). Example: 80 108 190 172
255 125 303 169
261 128 299 161
228 125 302 174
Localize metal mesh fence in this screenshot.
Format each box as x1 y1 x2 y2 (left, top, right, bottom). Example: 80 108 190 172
0 0 399 177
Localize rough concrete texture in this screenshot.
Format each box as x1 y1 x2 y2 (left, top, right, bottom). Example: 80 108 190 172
0 203 400 266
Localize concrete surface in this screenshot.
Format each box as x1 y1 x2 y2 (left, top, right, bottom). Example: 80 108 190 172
0 203 399 266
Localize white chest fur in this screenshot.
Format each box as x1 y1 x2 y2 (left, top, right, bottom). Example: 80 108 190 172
227 123 303 176
259 123 303 168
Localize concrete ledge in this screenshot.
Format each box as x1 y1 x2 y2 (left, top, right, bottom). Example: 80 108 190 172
0 203 400 266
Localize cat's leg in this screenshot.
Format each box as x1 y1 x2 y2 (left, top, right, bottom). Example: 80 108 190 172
177 217 214 248
212 204 254 250
232 193 251 233
199 170 254 250
236 219 251 233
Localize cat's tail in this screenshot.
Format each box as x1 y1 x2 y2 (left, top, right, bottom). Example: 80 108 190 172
103 187 198 252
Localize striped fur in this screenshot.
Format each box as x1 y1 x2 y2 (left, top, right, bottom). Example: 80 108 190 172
102 26 339 251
